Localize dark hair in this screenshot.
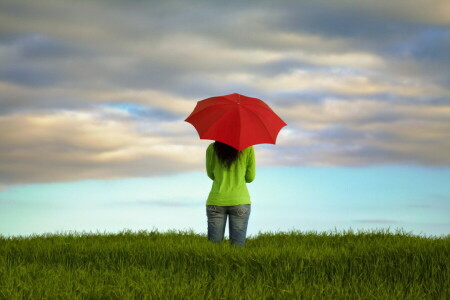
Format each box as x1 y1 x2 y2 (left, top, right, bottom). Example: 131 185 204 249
213 141 240 169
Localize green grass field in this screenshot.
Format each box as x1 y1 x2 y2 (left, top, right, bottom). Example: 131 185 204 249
1 228 448 299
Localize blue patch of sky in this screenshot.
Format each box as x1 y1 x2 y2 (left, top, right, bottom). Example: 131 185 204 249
1 166 449 238
105 102 180 120
255 58 320 77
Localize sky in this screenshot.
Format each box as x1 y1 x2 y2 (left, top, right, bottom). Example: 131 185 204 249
0 0 449 238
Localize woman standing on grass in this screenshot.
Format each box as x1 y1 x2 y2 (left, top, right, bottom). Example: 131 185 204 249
205 141 256 247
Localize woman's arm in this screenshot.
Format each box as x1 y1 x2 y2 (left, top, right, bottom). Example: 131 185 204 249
245 146 256 183
206 144 215 180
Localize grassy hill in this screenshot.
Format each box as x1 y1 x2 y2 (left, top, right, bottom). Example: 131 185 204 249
1 228 448 299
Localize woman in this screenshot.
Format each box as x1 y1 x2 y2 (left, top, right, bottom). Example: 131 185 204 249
205 141 256 247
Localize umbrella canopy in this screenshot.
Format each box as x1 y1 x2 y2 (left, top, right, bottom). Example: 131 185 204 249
185 93 287 150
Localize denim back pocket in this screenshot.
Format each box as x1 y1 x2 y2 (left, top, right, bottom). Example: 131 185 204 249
236 206 249 217
206 205 217 215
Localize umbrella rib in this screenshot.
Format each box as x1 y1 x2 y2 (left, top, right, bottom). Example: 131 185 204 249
237 104 242 149
240 105 275 142
186 103 230 119
201 107 236 139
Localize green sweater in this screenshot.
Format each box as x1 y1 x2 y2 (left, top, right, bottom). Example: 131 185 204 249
206 143 256 206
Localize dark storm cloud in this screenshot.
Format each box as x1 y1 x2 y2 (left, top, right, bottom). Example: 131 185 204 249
274 1 419 39
0 64 64 87
0 33 77 86
267 1 450 86
387 27 450 61
1 0 448 96
14 33 82 59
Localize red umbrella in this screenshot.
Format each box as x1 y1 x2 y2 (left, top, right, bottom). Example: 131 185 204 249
185 93 287 151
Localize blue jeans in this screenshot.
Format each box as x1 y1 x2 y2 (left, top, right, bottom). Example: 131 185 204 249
206 204 251 247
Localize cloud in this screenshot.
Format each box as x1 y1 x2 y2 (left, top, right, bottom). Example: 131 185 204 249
0 0 449 184
0 109 206 184
1 0 448 95
277 98 450 127
2 99 447 185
